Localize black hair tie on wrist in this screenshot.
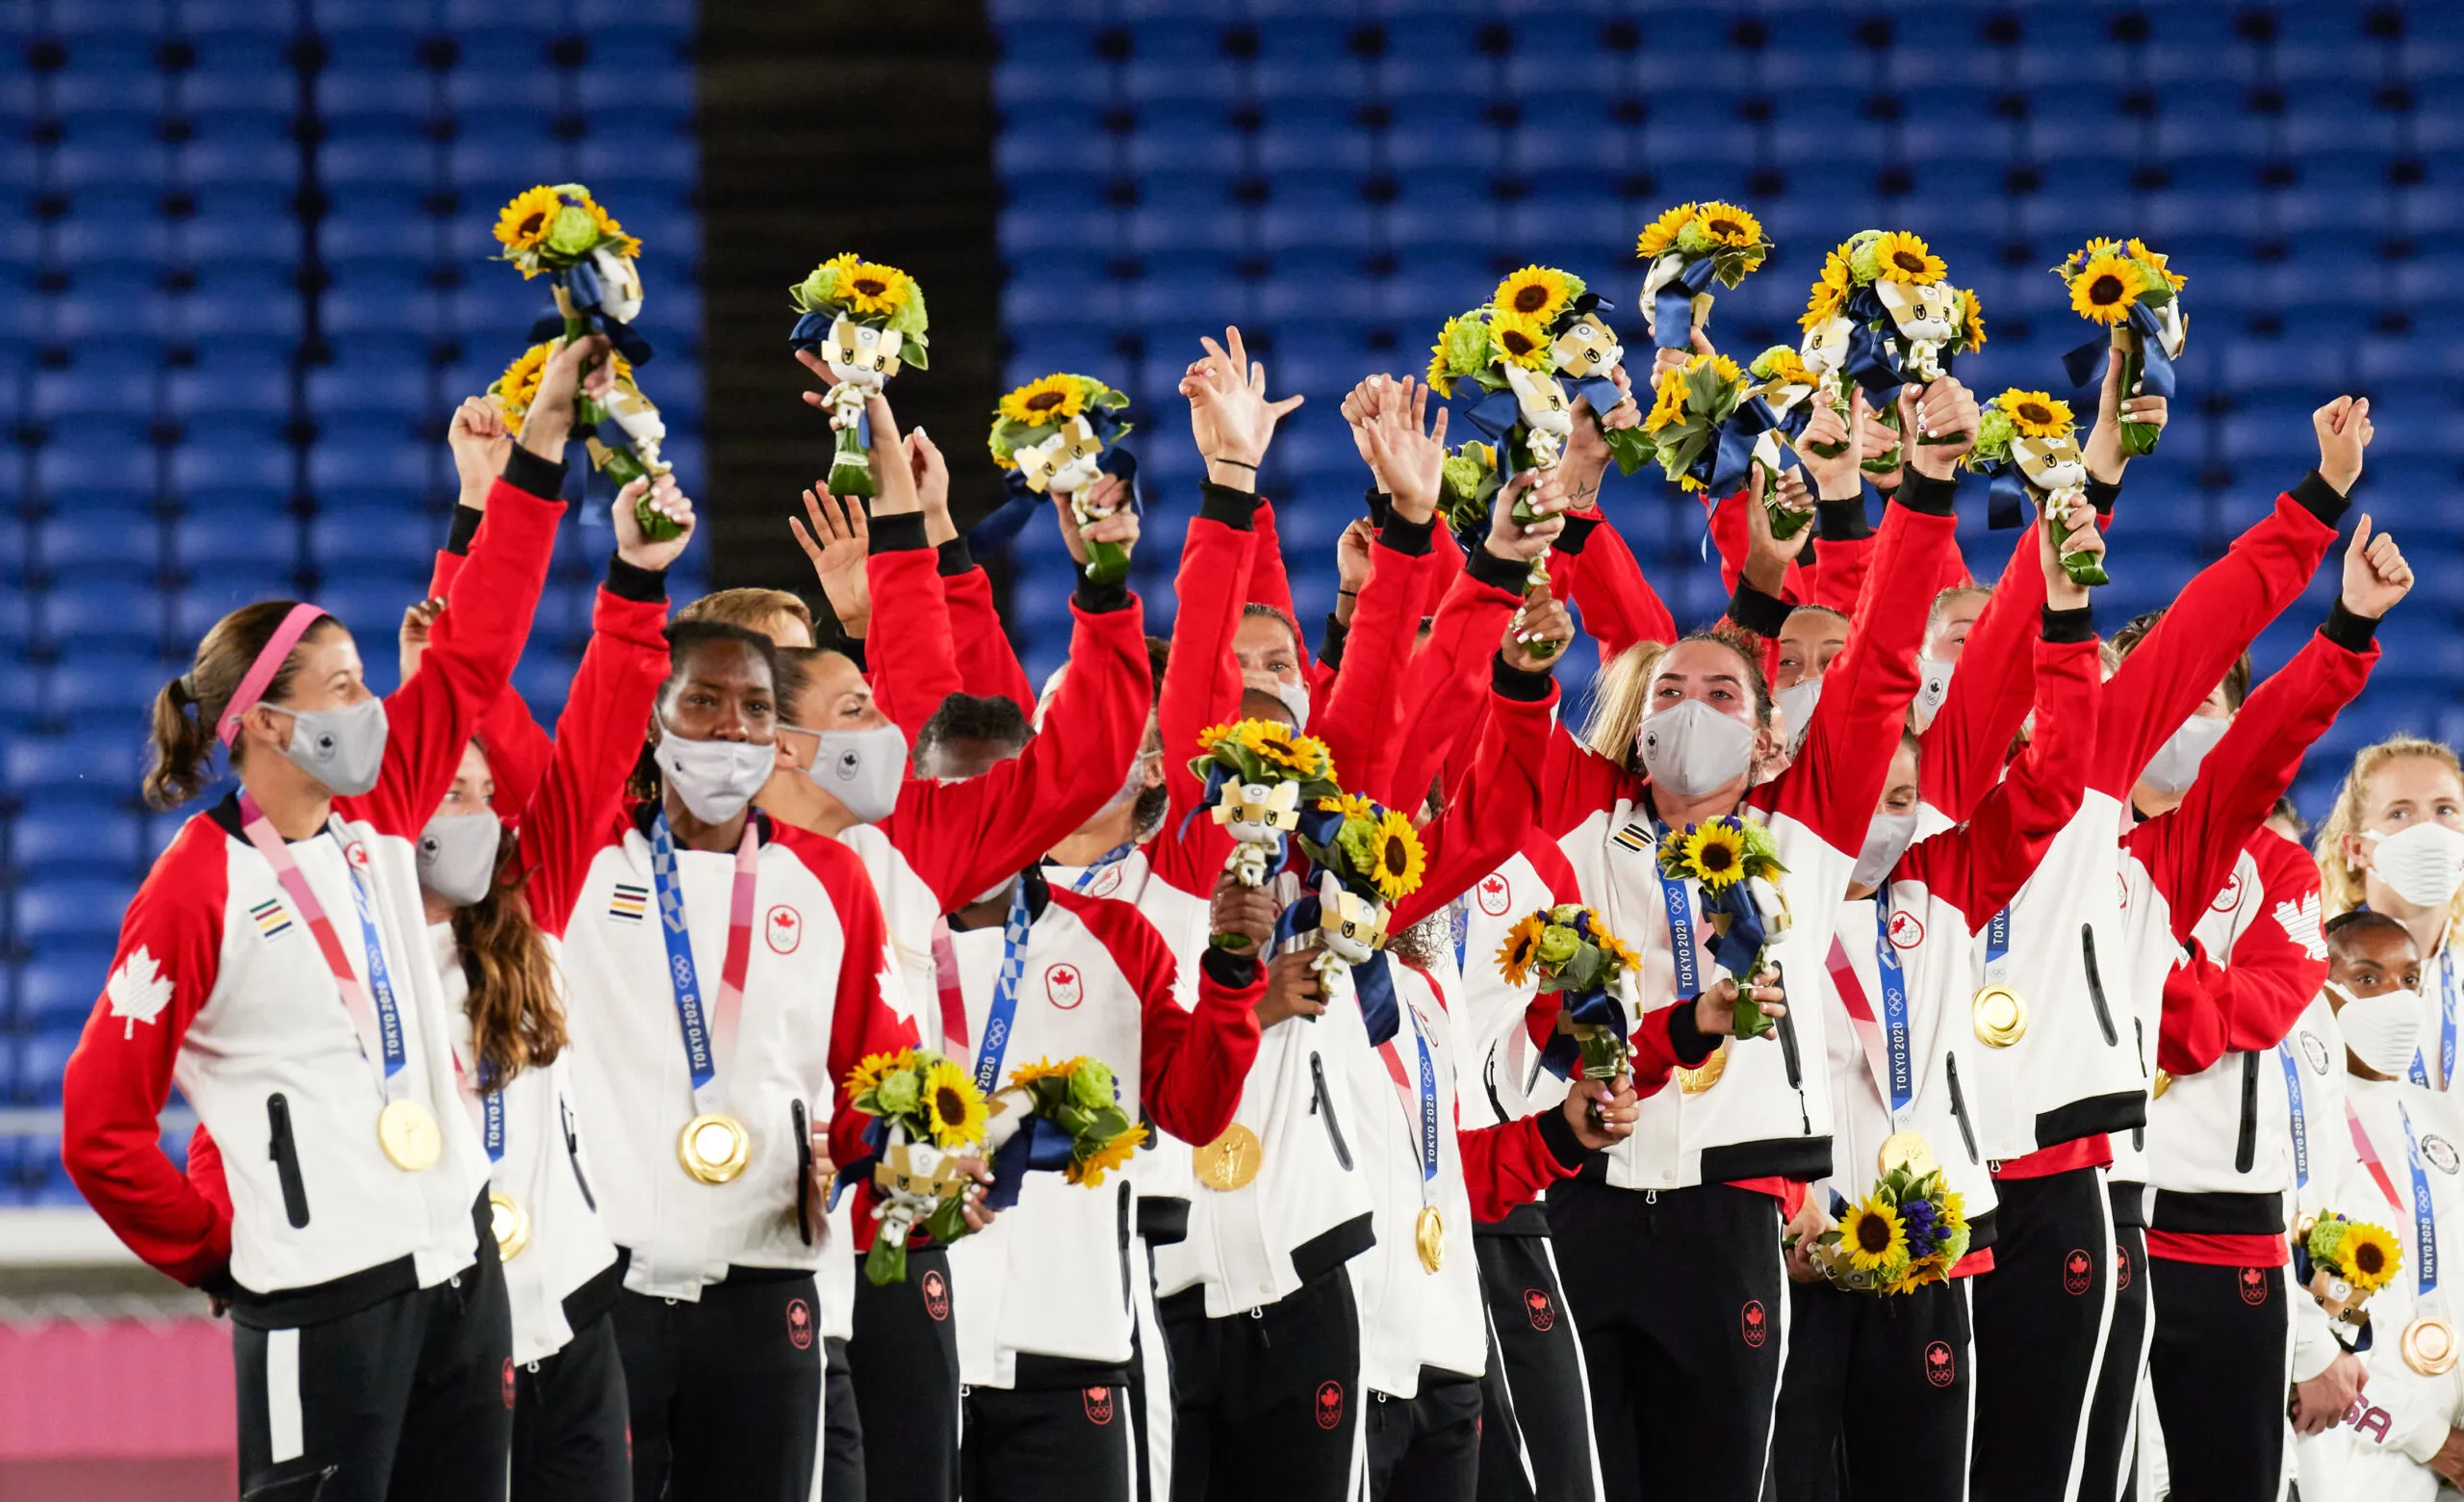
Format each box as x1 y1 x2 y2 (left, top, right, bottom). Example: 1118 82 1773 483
1212 456 1258 470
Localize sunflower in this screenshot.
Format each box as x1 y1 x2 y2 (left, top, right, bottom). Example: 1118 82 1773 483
1994 389 2074 438
1634 203 1699 261
1960 287 1988 350
1598 926 1643 975
1493 265 1574 324
1684 822 1749 890
2127 237 2187 292
1872 230 1945 284
1004 1056 1074 1088
1196 722 1242 756
1878 1262 1939 1296
1695 201 1763 247
1497 915 1548 986
922 1058 988 1148
1751 346 1815 388
1232 718 1296 760
577 195 641 258
1704 352 1744 385
2339 1221 2402 1293
1799 248 1853 331
1068 1124 1148 1187
1366 808 1427 902
999 374 1085 427
1318 792 1379 823
833 258 915 318
2069 252 2144 325
845 1049 908 1101
1840 1194 1910 1272
494 185 562 253
1245 725 1332 779
2062 236 2122 276
1642 369 1688 433
1488 310 1553 370
1425 343 1457 399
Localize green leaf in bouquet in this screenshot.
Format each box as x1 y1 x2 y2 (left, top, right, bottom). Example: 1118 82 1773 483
830 427 878 499
1766 495 1814 543
1563 945 1604 993
865 1237 909 1285
1603 425 1656 477
922 1194 971 1247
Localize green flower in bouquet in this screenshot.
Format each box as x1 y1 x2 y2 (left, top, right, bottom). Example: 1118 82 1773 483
1966 390 2107 587
1311 793 1428 907
494 184 640 276
1002 1058 1147 1188
844 1049 989 1283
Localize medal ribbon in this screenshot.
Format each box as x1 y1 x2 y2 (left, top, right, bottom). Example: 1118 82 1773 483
1374 995 1441 1203
2404 1102 2441 1298
2346 1101 2408 1214
649 813 760 1115
1648 824 1704 1001
237 791 409 1101
1826 929 1909 1122
929 919 971 1052
482 1086 505 1166
1065 841 1137 893
2277 1041 2308 1188
970 881 1037 1097
1982 905 2012 988
2416 952 2459 1091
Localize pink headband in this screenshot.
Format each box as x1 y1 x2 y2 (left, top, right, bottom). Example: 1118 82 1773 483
217 603 331 747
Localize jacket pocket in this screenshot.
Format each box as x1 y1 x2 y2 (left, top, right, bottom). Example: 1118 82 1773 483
2080 924 2119 1046
1943 1054 1981 1164
266 1093 310 1229
2235 1051 2260 1173
1309 1052 1353 1172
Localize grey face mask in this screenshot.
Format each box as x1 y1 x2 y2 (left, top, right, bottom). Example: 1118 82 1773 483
654 719 778 824
801 723 908 825
1636 697 1757 797
2139 713 2231 797
417 811 502 908
1772 679 1822 757
1853 812 1918 890
274 696 390 798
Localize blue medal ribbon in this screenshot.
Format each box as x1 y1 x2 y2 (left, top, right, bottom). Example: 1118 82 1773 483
970 881 1037 1097
2279 1041 2309 1188
483 1085 506 1167
2403 1102 2441 1297
649 814 720 1097
336 837 410 1084
1065 841 1138 894
1411 1007 1439 1189
1984 906 2012 981
1874 900 1916 1115
2422 952 2460 1090
1655 825 1704 1002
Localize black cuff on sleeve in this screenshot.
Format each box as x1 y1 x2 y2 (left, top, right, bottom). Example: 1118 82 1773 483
1378 511 1436 558
937 536 974 578
1365 488 1392 530
1554 512 1601 556
2040 604 2094 644
1198 482 1260 530
1467 546 1531 596
834 634 868 670
1493 653 1553 702
1665 1000 1719 1068
867 511 930 555
1200 945 1260 991
500 446 565 501
1893 470 1959 518
2292 469 2355 529
1319 615 1348 671
1535 1103 1590 1169
445 504 484 557
1726 578 1794 638
2323 600 2381 653
2085 478 2122 518
1072 572 1132 615
1815 498 1872 542
603 554 668 604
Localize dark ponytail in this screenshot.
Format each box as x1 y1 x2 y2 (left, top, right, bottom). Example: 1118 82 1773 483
144 599 335 810
452 838 566 1085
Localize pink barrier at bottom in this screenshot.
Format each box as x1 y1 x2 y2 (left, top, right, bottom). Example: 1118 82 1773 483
0 1318 233 1460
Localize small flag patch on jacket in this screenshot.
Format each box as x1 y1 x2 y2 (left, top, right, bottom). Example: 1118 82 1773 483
1610 821 1653 853
249 898 294 939
609 883 650 921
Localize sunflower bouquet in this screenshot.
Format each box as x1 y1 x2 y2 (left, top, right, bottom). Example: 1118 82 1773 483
1637 350 1793 505
1803 231 1985 464
1287 792 1426 993
1656 815 1790 1039
1634 201 1774 351
843 1049 989 1284
1498 904 1644 1085
788 252 932 499
981 1056 1148 1206
988 374 1137 584
1426 263 1628 478
1966 390 2108 587
2296 1209 2402 1329
489 340 674 507
2051 237 2186 457
1192 719 1342 890
1435 439 1505 540
1805 1164 1971 1294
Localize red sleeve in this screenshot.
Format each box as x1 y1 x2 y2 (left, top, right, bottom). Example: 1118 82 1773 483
884 595 1154 910
1376 565 1526 812
1560 516 1680 661
516 583 672 936
429 510 552 815
2155 833 2329 1075
1807 532 1875 614
1059 891 1262 1146
864 538 964 750
426 548 464 601
942 564 1036 715
1152 500 1261 897
183 1120 232 1230
1390 672 1556 933
344 474 565 840
1312 533 1426 800
1919 523 2042 821
2092 483 2343 797
60 817 233 1287
1900 633 2099 928
1247 498 1302 653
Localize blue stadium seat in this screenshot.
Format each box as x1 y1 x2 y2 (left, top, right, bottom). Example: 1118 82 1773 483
1 737 148 801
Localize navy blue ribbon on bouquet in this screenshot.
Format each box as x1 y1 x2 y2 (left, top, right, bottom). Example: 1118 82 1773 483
1967 455 2031 532
984 1110 1081 1210
1650 256 1722 350
1270 890 1401 1047
970 436 1142 557
1537 981 1631 1081
1694 395 1809 501
1699 878 1769 984
788 308 835 350
2061 299 2179 401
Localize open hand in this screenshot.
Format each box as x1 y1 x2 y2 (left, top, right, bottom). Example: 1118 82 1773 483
2314 395 2374 496
1180 326 1304 480
2341 513 2413 618
1359 376 1450 525
613 476 695 571
791 482 871 636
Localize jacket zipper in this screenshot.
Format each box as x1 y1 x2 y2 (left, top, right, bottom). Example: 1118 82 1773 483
2130 1020 2146 1152
1309 1052 1353 1171
2080 924 2119 1047
1482 1049 1510 1124
792 1099 814 1247
2235 1051 2260 1173
1771 961 1810 1134
1943 1054 1980 1164
561 1096 597 1212
267 1093 310 1229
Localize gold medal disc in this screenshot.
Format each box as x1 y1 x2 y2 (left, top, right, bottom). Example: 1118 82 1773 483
2150 1071 2172 1101
1415 1204 1446 1273
1676 1041 1729 1095
678 1112 751 1184
489 1190 530 1260
1971 985 2028 1049
377 1099 443 1172
1192 1124 1263 1192
1877 1130 1938 1178
2404 1315 2458 1376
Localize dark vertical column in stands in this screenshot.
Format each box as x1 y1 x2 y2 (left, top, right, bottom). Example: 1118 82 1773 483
699 0 1002 637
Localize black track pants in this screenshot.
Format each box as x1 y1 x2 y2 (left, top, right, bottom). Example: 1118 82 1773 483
2146 1256 2293 1502
1968 1166 2117 1502
613 1269 823 1502
511 1309 630 1502
1367 1370 1482 1502
1770 1274 1974 1502
2079 1214 2150 1502
849 1246 961 1502
1474 1223 1602 1502
1164 1264 1364 1502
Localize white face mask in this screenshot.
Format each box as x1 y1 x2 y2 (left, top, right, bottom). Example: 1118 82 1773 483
272 697 390 798
1854 812 1918 890
800 723 908 825
1274 680 1312 732
2331 980 2426 1078
1913 658 1955 726
1637 697 1758 798
417 810 502 908
1772 679 1821 757
2363 823 2464 911
654 717 777 824
2138 713 2231 797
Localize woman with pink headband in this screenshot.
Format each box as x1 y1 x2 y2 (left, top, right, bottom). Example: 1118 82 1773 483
59 336 605 1501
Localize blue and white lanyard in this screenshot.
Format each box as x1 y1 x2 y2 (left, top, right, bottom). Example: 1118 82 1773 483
650 814 721 1101
970 882 1037 1096
2403 1101 2441 1298
482 1086 506 1166
1874 899 1916 1115
1377 997 1441 1196
2278 1041 2308 1187
1982 905 2013 988
2411 950 2457 1091
1067 841 1137 893
1654 825 1704 1000
1450 897 1470 973
336 830 410 1087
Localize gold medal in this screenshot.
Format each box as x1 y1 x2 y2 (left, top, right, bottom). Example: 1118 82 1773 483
1192 1124 1263 1192
1878 1130 1938 1178
488 1190 530 1260
677 1112 751 1184
1676 1041 1729 1095
1415 1204 1445 1273
377 1099 442 1172
2150 1071 2172 1101
1970 985 2027 1049
2403 1315 2458 1376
